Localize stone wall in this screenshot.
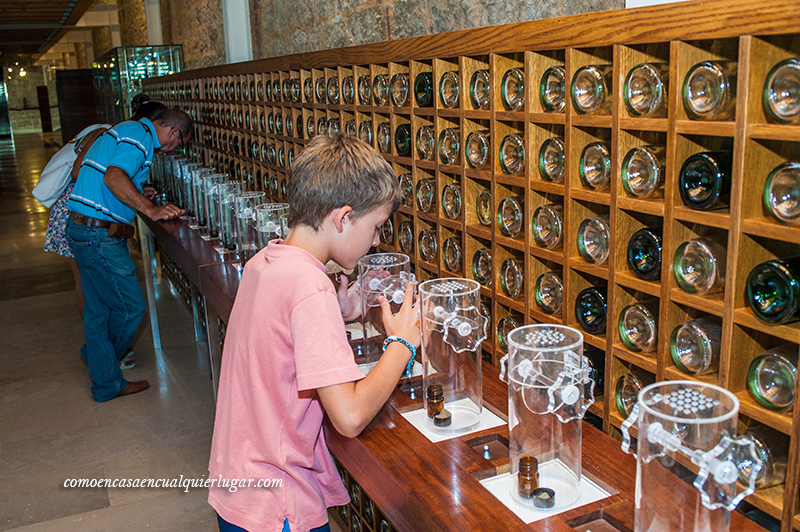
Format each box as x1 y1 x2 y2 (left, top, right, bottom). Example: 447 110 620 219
160 0 226 70
92 26 114 59
7 67 61 133
249 0 624 59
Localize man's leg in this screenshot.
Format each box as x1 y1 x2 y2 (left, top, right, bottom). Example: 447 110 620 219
98 236 147 362
67 219 127 401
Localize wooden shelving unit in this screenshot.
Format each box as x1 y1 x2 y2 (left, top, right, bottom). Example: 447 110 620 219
146 0 800 529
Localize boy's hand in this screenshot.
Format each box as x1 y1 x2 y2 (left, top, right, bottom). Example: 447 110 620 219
378 281 420 347
337 274 361 322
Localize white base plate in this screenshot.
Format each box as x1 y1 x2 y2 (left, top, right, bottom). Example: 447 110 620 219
479 464 611 524
400 397 505 443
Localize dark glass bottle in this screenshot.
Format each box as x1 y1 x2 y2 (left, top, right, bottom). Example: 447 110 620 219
394 124 412 157
584 345 606 397
627 227 663 281
678 151 732 210
414 72 434 107
575 285 607 335
746 257 800 324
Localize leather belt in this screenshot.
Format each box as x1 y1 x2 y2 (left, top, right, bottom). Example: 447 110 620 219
70 212 135 239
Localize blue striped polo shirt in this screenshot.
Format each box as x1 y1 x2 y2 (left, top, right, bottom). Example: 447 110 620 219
67 118 161 224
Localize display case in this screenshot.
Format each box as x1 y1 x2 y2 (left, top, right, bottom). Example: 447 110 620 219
94 45 183 123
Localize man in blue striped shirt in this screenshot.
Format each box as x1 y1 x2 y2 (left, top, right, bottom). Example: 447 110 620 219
66 108 191 402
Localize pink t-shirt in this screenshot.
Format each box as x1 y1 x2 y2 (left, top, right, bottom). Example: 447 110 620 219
208 242 364 532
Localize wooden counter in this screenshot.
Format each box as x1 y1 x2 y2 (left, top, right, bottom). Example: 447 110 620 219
141 213 766 532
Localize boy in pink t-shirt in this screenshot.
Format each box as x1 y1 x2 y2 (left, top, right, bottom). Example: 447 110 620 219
209 134 420 532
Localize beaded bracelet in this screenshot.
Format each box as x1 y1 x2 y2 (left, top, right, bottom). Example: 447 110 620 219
382 335 416 377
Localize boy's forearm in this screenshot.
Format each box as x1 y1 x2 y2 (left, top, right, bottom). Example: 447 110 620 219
318 343 411 438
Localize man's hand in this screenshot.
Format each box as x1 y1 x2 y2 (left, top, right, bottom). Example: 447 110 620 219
142 185 157 200
149 203 185 221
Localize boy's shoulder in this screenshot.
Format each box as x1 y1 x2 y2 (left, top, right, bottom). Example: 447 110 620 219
247 244 334 299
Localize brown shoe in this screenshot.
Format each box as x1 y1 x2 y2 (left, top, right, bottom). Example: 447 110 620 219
118 380 150 397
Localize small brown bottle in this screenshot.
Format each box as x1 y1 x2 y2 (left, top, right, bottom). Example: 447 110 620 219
426 384 444 418
518 456 539 498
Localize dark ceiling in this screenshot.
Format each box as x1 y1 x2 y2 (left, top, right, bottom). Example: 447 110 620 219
0 0 95 64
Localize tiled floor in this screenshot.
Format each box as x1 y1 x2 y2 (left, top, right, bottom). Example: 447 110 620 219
0 133 217 531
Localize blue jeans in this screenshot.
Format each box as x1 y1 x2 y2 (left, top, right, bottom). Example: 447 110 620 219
217 515 331 532
66 218 145 402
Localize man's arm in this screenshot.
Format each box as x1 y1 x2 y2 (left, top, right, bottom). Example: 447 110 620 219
103 166 183 221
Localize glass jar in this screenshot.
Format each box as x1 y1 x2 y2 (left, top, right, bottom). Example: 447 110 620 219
358 120 373 145
571 65 613 114
621 145 666 199
440 71 460 108
306 116 315 139
472 248 493 287
398 220 414 254
327 76 340 104
764 162 800 225
399 173 413 207
390 73 409 107
763 58 800 124
496 315 519 353
501 68 525 111
673 238 726 295
443 236 463 272
579 142 611 190
678 151 733 210
614 368 654 417
575 285 607 335
682 61 737 120
624 63 669 117
740 425 790 489
394 123 412 157
470 69 491 110
439 127 460 165
314 77 326 103
627 227 663 281
499 133 525 175
476 188 492 226
357 74 371 105
377 122 391 154
670 318 722 375
746 257 800 324
539 66 566 113
342 75 355 105
747 345 798 410
497 195 524 238
418 228 438 263
414 72 434 107
538 137 565 183
534 271 563 316
531 204 564 249
278 145 286 168
303 78 313 103
415 178 435 213
501 257 524 299
466 130 490 169
577 215 611 264
442 183 462 219
416 125 435 160
373 74 390 106
618 300 659 353
316 116 328 136
344 119 356 137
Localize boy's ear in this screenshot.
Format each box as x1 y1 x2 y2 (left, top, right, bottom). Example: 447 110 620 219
331 205 353 233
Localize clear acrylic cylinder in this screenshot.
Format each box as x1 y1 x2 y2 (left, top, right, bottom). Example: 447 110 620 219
234 192 266 261
507 325 592 511
419 278 487 433
217 181 245 252
254 203 289 249
624 381 757 532
357 253 413 361
192 167 214 232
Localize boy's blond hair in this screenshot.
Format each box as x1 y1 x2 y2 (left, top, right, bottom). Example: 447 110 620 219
287 134 400 229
